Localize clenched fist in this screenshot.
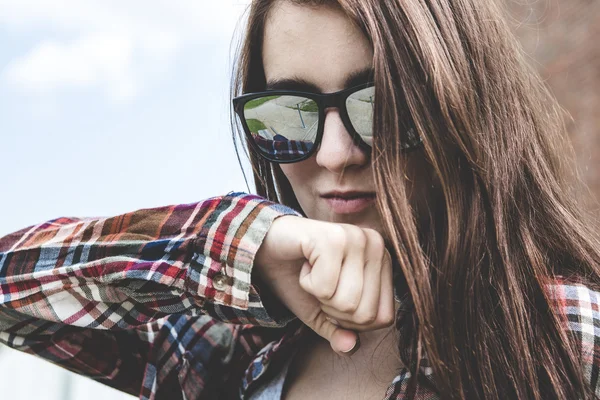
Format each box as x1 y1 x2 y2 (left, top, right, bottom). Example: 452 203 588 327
254 215 395 355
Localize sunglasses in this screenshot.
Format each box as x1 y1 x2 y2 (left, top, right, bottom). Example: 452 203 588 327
232 82 422 163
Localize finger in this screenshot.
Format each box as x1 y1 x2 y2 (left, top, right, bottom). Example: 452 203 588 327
298 230 346 300
321 247 395 330
299 260 312 282
350 231 384 325
331 328 360 356
376 249 396 327
321 229 366 313
306 310 359 355
320 305 378 331
320 305 390 331
322 264 382 327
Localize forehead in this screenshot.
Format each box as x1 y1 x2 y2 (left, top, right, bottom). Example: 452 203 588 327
262 2 373 93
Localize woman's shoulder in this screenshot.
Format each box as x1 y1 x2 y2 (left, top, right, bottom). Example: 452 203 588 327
545 275 600 392
545 275 600 311
545 275 600 328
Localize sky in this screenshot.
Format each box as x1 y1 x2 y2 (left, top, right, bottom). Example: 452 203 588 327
0 0 255 237
0 1 254 398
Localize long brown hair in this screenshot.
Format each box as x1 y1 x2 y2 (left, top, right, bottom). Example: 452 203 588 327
231 0 600 398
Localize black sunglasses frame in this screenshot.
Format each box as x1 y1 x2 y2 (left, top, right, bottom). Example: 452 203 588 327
233 82 377 164
233 82 423 163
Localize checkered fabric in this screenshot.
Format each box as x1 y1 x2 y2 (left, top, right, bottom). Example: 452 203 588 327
252 135 314 161
1 192 599 399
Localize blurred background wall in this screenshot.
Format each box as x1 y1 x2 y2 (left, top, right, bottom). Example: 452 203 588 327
508 0 600 206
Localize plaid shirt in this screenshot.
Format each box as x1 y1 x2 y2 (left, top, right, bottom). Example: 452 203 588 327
0 192 599 399
252 135 313 161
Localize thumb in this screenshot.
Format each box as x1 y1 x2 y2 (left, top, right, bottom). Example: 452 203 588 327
309 312 360 356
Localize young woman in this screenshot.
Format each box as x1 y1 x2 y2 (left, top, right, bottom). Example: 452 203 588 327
1 0 599 399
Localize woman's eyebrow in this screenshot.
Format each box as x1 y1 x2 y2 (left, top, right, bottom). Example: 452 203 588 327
265 67 374 93
265 77 321 92
344 67 375 88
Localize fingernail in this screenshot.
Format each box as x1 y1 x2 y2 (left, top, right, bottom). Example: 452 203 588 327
341 336 360 356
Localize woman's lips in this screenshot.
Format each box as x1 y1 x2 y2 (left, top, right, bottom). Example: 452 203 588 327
323 194 376 214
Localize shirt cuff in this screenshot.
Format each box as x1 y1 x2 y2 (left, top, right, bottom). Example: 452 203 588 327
187 192 301 326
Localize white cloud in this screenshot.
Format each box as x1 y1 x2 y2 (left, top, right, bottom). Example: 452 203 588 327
4 34 138 100
0 0 250 103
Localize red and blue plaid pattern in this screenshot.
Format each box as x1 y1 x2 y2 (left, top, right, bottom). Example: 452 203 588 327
252 135 314 161
1 193 599 399
0 193 299 399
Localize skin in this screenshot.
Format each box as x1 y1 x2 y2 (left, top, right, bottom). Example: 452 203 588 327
255 2 426 397
261 1 393 347
263 1 384 233
263 1 433 235
257 2 422 392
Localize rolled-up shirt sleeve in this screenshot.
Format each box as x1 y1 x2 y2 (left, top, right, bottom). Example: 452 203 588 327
0 192 301 398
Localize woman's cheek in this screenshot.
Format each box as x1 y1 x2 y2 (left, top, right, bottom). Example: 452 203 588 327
280 165 318 213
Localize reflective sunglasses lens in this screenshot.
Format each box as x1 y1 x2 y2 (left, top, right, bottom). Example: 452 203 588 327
345 86 375 147
243 95 318 161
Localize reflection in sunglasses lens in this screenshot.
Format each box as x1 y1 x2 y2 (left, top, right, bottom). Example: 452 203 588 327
244 95 318 161
346 86 375 147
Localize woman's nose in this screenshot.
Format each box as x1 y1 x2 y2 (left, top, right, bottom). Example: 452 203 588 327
315 109 368 173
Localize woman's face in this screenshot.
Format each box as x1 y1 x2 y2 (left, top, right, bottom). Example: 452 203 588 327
262 2 429 236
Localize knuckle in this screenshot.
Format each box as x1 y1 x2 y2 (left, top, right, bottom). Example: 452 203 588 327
314 316 331 337
354 311 377 325
334 296 360 313
366 228 385 250
364 229 385 259
327 226 347 248
378 310 396 326
348 227 368 250
313 284 336 300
